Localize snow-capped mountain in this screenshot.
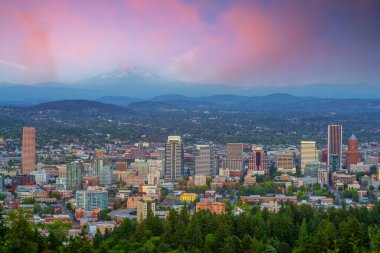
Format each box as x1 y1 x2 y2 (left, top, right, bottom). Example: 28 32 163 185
79 65 169 85
76 66 191 98
91 66 154 81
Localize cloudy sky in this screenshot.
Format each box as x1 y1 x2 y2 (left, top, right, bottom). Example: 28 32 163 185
0 0 379 86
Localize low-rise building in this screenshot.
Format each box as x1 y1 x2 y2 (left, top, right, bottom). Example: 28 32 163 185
196 199 225 214
75 190 108 211
240 194 298 203
349 163 370 173
244 176 257 186
180 193 197 202
260 201 280 213
332 172 357 187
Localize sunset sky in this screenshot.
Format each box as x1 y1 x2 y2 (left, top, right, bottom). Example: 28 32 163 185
0 0 379 87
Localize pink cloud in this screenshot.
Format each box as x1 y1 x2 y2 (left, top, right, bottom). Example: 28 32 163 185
0 0 379 86
18 12 56 83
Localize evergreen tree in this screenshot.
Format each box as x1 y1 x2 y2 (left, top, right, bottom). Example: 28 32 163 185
47 231 61 251
135 220 148 242
92 229 103 249
0 209 9 240
146 211 164 236
205 233 217 252
185 220 203 250
312 220 336 253
173 219 186 248
215 222 232 249
222 235 241 253
64 226 93 253
3 210 39 253
368 225 380 251
296 218 310 252
179 203 189 225
241 234 253 252
163 209 178 246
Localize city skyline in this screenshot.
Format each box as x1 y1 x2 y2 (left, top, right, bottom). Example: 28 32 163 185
1 1 380 251
1 0 379 89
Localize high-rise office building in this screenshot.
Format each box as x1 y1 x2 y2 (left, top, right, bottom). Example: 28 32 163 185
195 145 213 176
248 147 268 175
328 125 343 170
304 161 328 177
276 150 295 173
67 161 83 191
346 134 359 167
22 127 36 174
98 168 113 186
164 136 184 181
226 143 243 177
94 158 104 175
301 141 318 175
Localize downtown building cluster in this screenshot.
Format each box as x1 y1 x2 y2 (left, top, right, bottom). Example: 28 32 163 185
0 124 379 237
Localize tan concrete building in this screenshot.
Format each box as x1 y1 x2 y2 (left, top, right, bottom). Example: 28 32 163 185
301 141 318 175
226 143 243 177
137 198 156 222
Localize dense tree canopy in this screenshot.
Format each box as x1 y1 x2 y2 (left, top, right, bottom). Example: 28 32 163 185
2 203 380 252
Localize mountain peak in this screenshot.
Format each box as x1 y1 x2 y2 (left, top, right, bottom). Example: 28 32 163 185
93 65 154 81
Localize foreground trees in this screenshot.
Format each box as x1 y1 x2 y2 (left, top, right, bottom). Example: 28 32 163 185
1 203 380 252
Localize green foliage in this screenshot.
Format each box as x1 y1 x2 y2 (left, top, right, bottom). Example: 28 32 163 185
1 210 42 253
65 202 72 211
3 203 380 252
64 226 93 253
99 208 112 221
33 203 42 214
23 197 36 204
238 183 274 196
368 224 380 251
50 192 61 200
187 185 208 194
370 165 378 175
343 188 359 202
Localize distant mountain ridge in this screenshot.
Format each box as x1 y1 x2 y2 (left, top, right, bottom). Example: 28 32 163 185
128 101 178 112
31 99 133 114
97 96 141 106
1 66 380 104
3 94 380 113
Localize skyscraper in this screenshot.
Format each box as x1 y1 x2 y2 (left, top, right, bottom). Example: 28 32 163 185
22 127 36 174
195 145 213 176
226 143 243 177
346 134 359 167
94 157 104 175
328 125 343 170
67 161 83 191
164 136 184 181
247 147 269 175
301 141 318 175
